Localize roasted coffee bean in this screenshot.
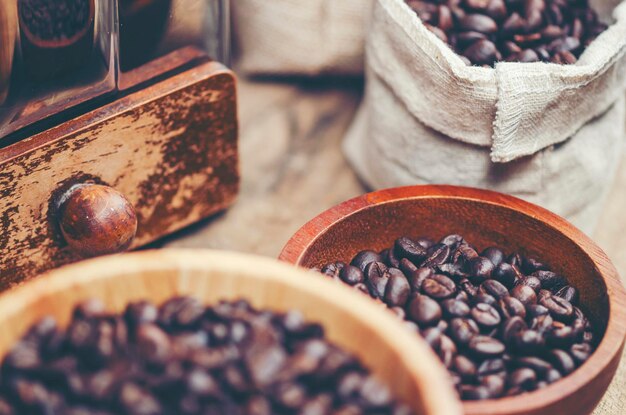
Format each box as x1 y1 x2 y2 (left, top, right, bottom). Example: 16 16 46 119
555 285 579 305
548 349 575 375
481 247 505 267
469 336 506 358
471 303 501 329
321 262 345 279
351 250 383 272
408 267 434 292
340 265 365 286
468 256 495 283
570 343 593 363
384 272 411 307
532 270 567 291
512 330 545 354
481 374 505 397
480 279 509 299
499 297 526 320
523 307 546 325
421 244 451 267
511 285 537 306
492 263 517 288
449 318 480 345
539 295 574 322
442 299 471 318
315 235 596 400
365 262 391 299
502 316 527 345
394 237 427 263
453 355 477 380
422 274 457 299
515 356 553 376
399 258 418 275
408 295 442 326
405 0 607 66
508 368 537 390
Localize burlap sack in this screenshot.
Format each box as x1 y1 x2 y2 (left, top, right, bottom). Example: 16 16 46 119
232 0 371 75
345 0 626 234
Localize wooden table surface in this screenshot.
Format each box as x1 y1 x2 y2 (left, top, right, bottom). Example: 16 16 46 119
162 74 626 413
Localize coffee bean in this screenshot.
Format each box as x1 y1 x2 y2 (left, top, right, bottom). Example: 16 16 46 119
461 385 492 400
480 279 509 299
384 272 411 307
394 237 427 263
449 318 480 345
421 244 451 267
570 343 592 363
539 295 574 322
499 299 525 322
365 262 391 299
315 234 596 401
321 262 345 279
442 299 471 318
515 356 553 376
532 270 567 291
481 247 505 267
508 368 537 390
471 303 501 329
453 355 477 380
340 265 365 286
463 39 498 66
492 263 517 288
469 336 506 358
548 349 575 375
516 276 542 293
468 256 495 284
555 285 579 305
408 267 434 292
459 14 498 33
422 274 457 299
511 285 537 306
408 295 442 326
351 250 383 272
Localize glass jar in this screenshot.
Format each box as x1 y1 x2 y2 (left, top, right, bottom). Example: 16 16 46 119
1 0 230 141
0 0 117 140
118 0 230 88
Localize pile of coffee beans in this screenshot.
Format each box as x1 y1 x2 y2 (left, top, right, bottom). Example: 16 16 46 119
405 0 608 65
0 298 413 414
19 0 91 41
319 234 596 400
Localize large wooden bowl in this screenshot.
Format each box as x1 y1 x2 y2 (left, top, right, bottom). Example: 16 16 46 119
279 185 626 415
0 249 462 415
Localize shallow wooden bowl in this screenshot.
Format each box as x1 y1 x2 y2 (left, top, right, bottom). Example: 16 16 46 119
0 249 462 415
279 185 626 415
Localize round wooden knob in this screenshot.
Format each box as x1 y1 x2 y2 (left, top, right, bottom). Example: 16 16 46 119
57 184 138 258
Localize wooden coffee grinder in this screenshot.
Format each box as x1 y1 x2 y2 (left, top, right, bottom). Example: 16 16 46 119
0 0 238 288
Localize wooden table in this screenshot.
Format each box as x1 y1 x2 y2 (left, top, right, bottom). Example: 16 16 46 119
162 74 626 413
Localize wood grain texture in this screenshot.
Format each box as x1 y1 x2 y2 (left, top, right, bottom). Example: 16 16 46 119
0 250 463 415
279 185 626 415
0 61 239 288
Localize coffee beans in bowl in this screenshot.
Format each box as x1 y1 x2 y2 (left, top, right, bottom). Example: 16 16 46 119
0 296 415 414
318 234 596 401
405 0 608 65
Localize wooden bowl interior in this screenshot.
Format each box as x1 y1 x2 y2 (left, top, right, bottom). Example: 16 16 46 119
298 198 609 338
0 251 462 415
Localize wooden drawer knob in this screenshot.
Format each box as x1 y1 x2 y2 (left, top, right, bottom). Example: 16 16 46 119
57 184 138 258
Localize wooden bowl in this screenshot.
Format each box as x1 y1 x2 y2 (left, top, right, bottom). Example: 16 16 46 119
0 249 462 415
18 0 95 80
279 185 626 415
0 0 16 104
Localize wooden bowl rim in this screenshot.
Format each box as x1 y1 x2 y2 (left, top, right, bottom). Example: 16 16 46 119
18 0 95 48
278 184 626 413
0 249 463 415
